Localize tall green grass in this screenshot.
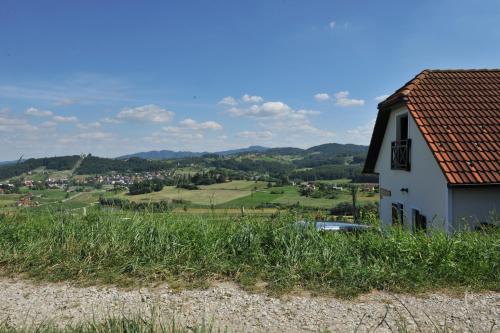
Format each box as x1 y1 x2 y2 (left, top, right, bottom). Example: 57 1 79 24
0 316 216 333
0 208 498 296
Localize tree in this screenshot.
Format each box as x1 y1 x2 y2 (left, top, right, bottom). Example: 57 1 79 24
350 185 359 222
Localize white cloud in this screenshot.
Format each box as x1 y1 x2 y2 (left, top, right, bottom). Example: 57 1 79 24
76 131 113 140
40 120 58 128
146 128 204 144
145 117 224 146
334 91 365 107
179 118 223 130
375 94 390 102
314 93 330 102
242 94 263 103
329 21 336 29
226 101 292 119
260 119 335 139
0 108 128 160
218 96 238 106
344 119 376 144
116 104 174 123
297 109 320 116
101 117 121 124
0 73 139 106
221 98 333 143
237 131 273 140
225 107 245 117
53 98 78 106
225 101 319 121
77 121 101 130
0 115 35 132
57 131 114 145
248 101 291 118
53 115 78 123
25 107 53 117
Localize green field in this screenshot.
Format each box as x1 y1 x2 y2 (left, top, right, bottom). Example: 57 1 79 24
0 188 106 212
116 180 378 210
0 193 18 207
106 179 377 211
1 180 378 215
116 181 271 206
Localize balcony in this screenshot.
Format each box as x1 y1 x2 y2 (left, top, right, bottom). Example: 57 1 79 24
391 139 411 171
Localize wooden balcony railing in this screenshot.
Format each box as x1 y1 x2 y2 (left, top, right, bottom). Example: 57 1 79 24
391 139 411 171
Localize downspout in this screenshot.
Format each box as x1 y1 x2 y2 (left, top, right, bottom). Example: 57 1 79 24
446 186 453 234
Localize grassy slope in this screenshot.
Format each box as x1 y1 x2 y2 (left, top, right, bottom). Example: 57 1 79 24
117 181 270 206
1 180 377 213
0 209 498 297
221 185 378 209
114 180 377 209
0 194 18 208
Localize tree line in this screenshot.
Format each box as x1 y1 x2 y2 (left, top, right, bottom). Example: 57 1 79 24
0 155 80 180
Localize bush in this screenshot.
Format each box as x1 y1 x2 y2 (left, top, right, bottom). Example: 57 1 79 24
176 183 199 190
128 179 164 195
98 197 170 212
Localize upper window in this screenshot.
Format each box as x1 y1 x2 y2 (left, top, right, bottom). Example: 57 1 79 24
397 114 408 140
391 113 411 171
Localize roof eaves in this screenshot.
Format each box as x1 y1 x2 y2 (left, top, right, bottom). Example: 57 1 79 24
362 98 407 174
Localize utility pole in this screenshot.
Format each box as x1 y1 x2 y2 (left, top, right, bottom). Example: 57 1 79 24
351 184 359 223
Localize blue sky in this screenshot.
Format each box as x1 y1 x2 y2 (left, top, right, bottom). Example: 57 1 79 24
1 0 499 160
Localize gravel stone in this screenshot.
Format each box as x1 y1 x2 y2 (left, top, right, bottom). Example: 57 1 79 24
0 277 498 332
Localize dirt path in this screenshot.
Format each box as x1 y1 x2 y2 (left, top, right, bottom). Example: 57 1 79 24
0 277 498 332
61 192 84 203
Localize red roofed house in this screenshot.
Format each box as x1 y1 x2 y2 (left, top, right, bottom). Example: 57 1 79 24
363 69 499 232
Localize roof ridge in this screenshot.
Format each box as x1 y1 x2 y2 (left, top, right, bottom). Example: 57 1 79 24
377 69 429 109
400 70 429 95
424 68 500 72
377 68 500 109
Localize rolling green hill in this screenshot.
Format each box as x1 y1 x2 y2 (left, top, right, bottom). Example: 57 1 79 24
0 143 374 182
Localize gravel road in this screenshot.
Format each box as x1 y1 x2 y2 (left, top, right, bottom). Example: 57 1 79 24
0 277 498 332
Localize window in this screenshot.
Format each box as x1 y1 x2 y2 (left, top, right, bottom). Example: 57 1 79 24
391 113 411 171
397 114 408 140
391 203 404 226
412 209 427 233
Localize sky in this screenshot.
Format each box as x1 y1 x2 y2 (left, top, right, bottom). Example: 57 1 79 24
1 0 499 160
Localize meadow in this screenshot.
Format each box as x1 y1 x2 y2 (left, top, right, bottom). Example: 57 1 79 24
115 180 269 206
111 180 378 210
0 208 498 298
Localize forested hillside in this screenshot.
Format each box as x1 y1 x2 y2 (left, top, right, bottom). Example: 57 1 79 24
0 155 80 180
0 143 377 182
75 156 169 174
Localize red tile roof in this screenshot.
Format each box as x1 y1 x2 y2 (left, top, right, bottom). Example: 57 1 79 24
364 69 500 185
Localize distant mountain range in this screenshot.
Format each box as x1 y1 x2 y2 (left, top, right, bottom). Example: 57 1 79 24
0 159 23 166
117 145 270 160
116 143 367 160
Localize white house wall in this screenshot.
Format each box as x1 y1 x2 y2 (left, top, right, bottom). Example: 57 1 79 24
374 106 449 231
451 187 500 230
